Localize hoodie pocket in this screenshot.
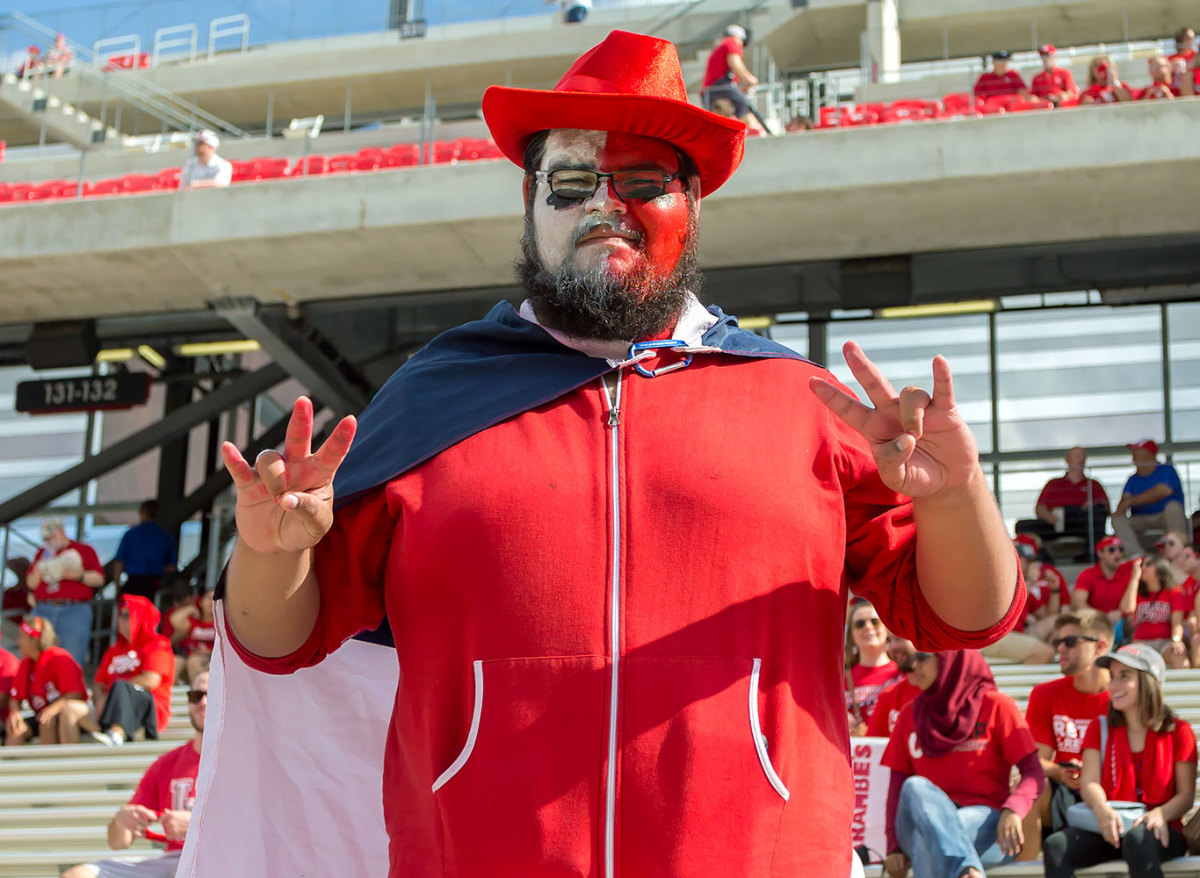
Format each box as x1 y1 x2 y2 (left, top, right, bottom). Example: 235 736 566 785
433 655 606 877
619 656 788 875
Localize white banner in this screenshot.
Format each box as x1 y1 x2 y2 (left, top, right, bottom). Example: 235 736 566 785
848 736 892 864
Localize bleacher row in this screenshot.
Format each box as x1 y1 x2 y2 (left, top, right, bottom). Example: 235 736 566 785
0 138 507 204
3 670 1200 877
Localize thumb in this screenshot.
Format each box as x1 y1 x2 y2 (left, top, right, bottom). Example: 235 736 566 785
280 491 332 532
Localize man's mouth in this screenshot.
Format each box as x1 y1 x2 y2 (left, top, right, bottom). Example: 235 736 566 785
576 227 640 247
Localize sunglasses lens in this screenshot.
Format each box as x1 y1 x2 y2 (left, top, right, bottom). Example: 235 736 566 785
188 691 207 704
613 171 666 200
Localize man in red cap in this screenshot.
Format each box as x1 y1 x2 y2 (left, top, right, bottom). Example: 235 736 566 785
1030 45 1078 104
215 31 1022 877
1112 439 1188 555
1071 536 1140 624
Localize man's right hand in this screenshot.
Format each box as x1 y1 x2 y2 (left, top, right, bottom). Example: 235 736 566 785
220 397 356 555
884 851 909 878
114 804 158 836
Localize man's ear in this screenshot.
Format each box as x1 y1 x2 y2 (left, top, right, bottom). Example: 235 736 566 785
521 174 532 208
687 176 701 214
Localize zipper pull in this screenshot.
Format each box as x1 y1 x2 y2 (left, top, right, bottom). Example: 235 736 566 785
608 404 620 427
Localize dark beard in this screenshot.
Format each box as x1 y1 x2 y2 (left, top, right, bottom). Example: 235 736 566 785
515 212 702 342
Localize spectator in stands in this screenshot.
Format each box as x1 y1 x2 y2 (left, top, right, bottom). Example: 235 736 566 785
980 540 1056 664
1180 52 1200 96
47 33 72 79
1 556 33 650
1124 555 1189 668
1019 534 1071 640
1026 610 1113 834
1139 55 1178 100
882 650 1045 878
4 616 92 746
1169 27 1197 66
1079 56 1134 103
545 0 591 24
1015 447 1109 559
169 587 215 683
865 633 922 738
1072 537 1140 632
0 641 18 742
88 595 175 746
17 45 43 79
62 671 208 878
701 26 766 136
974 50 1028 100
27 516 104 668
1179 544 1200 665
846 600 902 735
1042 644 1197 877
784 115 813 132
1158 531 1190 578
111 500 177 603
179 130 232 189
1111 439 1189 556
1030 45 1079 105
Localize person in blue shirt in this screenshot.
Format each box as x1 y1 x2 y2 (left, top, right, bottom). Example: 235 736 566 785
111 501 177 603
1111 439 1189 556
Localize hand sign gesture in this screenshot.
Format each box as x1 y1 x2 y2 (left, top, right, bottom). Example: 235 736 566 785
810 342 980 498
220 397 357 554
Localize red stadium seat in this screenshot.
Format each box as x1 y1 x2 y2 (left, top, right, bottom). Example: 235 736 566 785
37 179 77 199
230 160 257 183
120 174 158 193
85 178 123 197
941 92 981 116
326 154 358 174
231 158 290 182
431 140 461 164
457 138 504 161
293 155 328 176
384 143 420 167
156 167 181 190
355 147 385 171
0 184 13 203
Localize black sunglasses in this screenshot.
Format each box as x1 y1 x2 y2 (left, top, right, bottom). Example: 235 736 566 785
852 617 884 629
1100 546 1123 554
533 168 681 202
1052 635 1100 649
187 690 208 704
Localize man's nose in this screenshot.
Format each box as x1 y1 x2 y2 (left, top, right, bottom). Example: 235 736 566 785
582 177 627 214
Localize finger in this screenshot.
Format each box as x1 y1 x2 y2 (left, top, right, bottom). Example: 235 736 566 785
810 377 874 436
280 491 332 535
284 397 314 461
897 386 932 438
254 450 289 498
313 415 358 473
220 442 257 489
842 342 899 411
931 355 955 409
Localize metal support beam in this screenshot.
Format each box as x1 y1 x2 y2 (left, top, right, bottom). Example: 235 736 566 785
0 363 287 525
211 298 368 416
156 365 195 549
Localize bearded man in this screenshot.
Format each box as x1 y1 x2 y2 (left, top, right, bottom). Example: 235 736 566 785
214 31 1022 878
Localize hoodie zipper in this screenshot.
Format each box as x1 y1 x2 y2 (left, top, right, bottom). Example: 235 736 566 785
601 370 623 878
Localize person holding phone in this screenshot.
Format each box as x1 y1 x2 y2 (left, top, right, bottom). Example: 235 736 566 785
1042 645 1197 877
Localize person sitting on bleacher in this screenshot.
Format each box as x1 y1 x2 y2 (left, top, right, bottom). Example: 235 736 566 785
865 634 922 738
1042 644 1197 877
1030 45 1079 105
1176 543 1200 664
846 599 904 735
882 650 1045 878
179 130 232 190
1139 55 1179 100
4 616 92 746
979 540 1056 664
0 641 19 742
973 50 1028 100
1124 555 1190 669
1025 610 1113 834
1015 447 1109 560
1072 536 1140 629
168 587 215 684
1017 534 1071 642
1079 55 1134 104
62 671 208 878
88 596 175 747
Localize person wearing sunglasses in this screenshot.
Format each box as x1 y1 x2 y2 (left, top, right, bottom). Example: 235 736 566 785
865 635 923 738
1025 610 1113 834
62 672 208 878
1072 537 1141 631
845 601 902 735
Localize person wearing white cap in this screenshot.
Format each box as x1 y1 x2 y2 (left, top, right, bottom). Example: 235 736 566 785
701 24 765 135
1030 44 1078 104
179 129 232 189
1043 643 1197 876
1112 439 1188 556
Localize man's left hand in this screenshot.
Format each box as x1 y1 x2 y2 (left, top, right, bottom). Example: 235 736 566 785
810 342 980 499
160 809 191 841
996 808 1025 857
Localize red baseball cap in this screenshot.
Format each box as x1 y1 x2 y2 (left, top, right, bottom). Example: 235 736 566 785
19 617 43 638
1096 536 1123 552
482 30 746 197
1039 44 1057 55
1013 534 1039 551
1127 438 1159 455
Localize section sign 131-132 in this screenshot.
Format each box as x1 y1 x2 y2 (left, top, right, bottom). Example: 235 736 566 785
15 373 151 414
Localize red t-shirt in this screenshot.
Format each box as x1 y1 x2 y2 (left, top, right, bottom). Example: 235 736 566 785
0 646 20 711
95 639 175 731
846 662 903 724
1181 576 1198 610
1035 475 1107 510
1081 82 1125 103
703 36 742 88
1024 676 1109 763
129 741 201 851
1030 68 1078 99
1138 82 1178 100
974 70 1027 99
1131 589 1187 641
883 689 1038 810
30 540 103 603
1168 49 1197 65
9 646 86 718
865 677 920 737
183 617 216 655
1075 561 1136 613
1025 565 1070 619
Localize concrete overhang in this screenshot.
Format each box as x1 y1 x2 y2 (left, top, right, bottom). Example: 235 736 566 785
0 98 1197 326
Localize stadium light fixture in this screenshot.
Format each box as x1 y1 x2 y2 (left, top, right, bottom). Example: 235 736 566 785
877 300 996 319
95 348 134 363
174 339 262 357
738 316 773 330
136 344 167 369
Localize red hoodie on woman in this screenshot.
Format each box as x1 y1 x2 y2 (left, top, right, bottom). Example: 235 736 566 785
95 595 175 731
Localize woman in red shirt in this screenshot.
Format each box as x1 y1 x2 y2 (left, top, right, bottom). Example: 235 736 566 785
845 599 902 735
4 616 91 745
1124 556 1189 668
882 650 1044 878
169 588 216 683
1042 644 1197 877
1079 55 1135 104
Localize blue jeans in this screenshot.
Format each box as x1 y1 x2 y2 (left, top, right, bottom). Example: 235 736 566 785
34 602 93 668
896 776 1015 877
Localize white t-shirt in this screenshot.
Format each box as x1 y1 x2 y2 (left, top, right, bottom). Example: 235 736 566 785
180 154 233 188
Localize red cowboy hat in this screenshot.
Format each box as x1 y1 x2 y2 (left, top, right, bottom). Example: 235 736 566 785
482 30 745 197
